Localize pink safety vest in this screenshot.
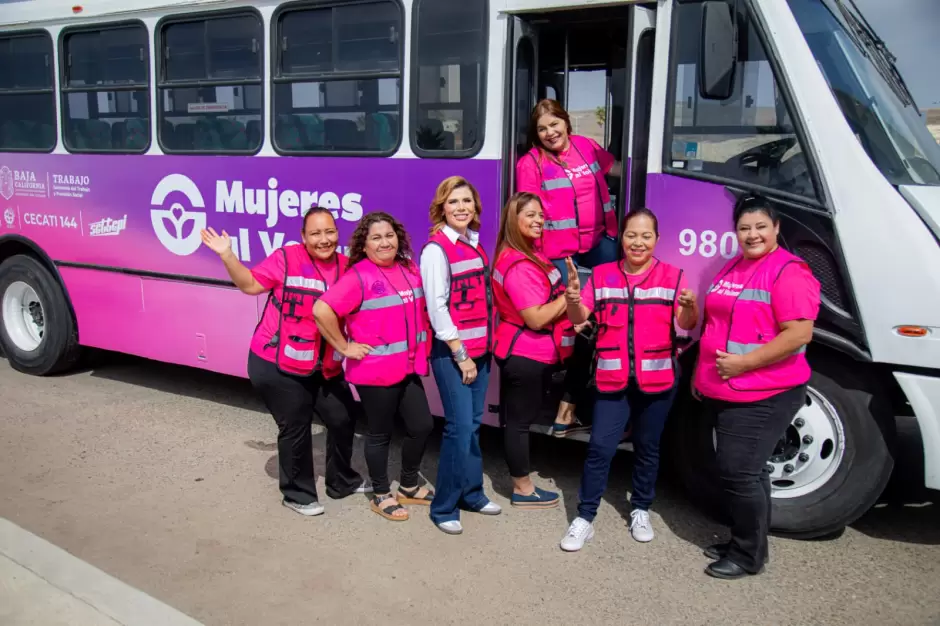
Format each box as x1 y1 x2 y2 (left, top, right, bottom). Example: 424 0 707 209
264 245 345 378
699 247 812 398
491 247 575 362
591 259 683 394
421 230 495 359
343 258 430 386
525 134 618 260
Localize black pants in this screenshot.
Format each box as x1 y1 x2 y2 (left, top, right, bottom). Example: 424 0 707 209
561 324 597 414
356 375 434 494
499 355 554 478
247 351 363 505
708 385 806 573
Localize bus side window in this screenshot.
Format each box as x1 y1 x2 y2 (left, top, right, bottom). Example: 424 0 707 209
665 2 817 200
61 23 151 154
272 1 403 155
157 11 264 155
410 0 488 157
0 32 56 152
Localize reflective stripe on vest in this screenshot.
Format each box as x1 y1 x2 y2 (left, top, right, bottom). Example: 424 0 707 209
525 134 618 259
422 232 494 359
710 247 814 394
268 247 346 378
342 259 431 386
492 248 574 362
359 288 425 312
591 259 681 394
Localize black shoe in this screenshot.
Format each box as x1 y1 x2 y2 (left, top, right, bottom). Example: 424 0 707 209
704 558 763 580
703 542 729 560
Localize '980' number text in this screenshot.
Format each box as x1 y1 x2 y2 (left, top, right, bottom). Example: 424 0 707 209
678 229 738 259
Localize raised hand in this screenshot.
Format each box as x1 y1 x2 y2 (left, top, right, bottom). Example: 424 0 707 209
564 257 581 304
200 227 232 256
678 288 697 309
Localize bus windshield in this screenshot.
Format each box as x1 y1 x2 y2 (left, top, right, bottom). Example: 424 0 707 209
788 0 940 186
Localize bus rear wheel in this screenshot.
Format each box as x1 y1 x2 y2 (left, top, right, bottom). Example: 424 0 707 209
0 254 80 375
672 353 895 539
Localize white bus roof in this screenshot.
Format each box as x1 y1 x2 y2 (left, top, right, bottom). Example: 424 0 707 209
0 0 244 29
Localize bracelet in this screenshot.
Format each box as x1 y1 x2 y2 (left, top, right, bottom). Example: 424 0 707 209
452 345 470 363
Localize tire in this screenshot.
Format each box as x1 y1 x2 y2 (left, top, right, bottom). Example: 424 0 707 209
671 351 895 539
0 254 81 375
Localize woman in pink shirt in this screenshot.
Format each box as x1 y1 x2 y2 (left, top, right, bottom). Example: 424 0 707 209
693 196 821 580
200 207 368 518
516 99 622 435
491 192 574 509
314 212 434 522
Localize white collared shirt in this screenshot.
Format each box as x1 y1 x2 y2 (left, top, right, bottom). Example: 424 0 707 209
419 224 481 342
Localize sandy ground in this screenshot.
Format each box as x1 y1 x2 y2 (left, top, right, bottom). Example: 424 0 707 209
1 353 939 626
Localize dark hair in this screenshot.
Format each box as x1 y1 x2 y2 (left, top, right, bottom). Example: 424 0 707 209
301 204 336 232
346 211 414 269
733 195 779 227
528 99 572 163
494 192 553 271
621 207 660 237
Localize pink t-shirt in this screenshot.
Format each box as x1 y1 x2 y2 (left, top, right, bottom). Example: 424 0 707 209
501 255 560 364
319 262 424 376
249 249 343 363
695 260 821 403
516 137 614 254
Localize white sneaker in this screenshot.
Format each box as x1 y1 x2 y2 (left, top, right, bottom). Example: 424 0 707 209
437 520 463 535
477 501 502 516
354 479 374 494
282 499 325 516
560 517 595 552
630 509 654 542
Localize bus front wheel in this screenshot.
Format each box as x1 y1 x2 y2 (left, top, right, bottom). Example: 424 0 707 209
672 352 895 539
0 254 80 375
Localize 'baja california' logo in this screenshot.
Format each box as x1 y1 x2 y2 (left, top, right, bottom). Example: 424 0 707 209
0 167 13 201
150 174 207 256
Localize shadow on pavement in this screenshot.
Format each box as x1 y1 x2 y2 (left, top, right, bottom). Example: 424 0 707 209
25 349 940 548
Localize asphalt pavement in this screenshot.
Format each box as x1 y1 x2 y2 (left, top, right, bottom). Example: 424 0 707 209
1 352 939 625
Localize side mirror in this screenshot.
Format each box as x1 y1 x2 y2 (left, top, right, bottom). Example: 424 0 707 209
699 1 737 100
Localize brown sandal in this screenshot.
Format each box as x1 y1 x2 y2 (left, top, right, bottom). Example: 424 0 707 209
370 494 409 521
397 485 434 506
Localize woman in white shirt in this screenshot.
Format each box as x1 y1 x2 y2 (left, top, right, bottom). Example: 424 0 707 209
420 176 502 535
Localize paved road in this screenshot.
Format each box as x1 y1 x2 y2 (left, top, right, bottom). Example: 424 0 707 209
1 353 939 625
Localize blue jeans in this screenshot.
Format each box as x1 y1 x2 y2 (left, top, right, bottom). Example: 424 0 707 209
577 382 678 521
429 340 492 524
551 234 620 285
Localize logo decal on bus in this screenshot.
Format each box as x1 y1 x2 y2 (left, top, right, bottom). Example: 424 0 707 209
0 167 13 201
150 174 207 256
3 207 15 228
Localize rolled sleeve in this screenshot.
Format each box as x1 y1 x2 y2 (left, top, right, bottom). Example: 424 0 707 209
419 244 460 342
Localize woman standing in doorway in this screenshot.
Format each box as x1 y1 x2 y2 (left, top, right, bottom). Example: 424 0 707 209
492 192 576 509
420 176 501 535
314 212 435 522
558 208 698 551
516 98 622 436
694 196 820 580
200 206 368 517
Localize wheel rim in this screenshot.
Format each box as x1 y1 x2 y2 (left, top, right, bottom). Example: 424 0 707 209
711 386 846 499
2 281 45 352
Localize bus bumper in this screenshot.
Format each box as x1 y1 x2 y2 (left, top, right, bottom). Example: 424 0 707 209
894 372 940 491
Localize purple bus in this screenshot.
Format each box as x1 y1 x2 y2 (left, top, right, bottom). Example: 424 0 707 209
2 0 940 539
